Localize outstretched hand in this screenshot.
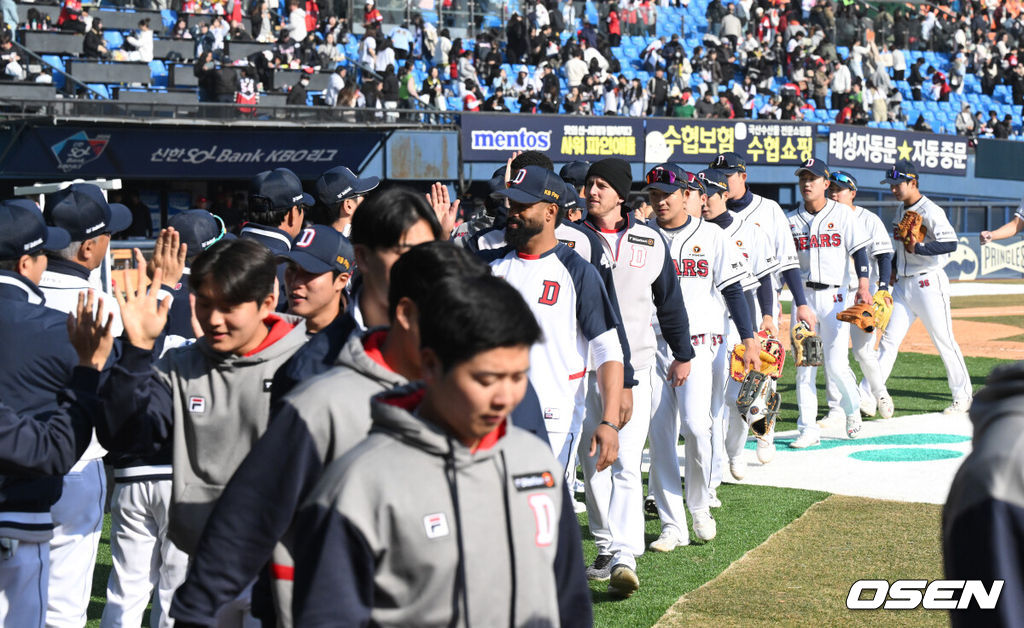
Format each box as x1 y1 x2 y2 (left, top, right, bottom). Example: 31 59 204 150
114 249 171 351
67 289 115 370
426 182 461 237
149 227 188 288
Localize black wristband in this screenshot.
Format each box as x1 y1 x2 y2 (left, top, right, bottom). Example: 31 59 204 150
599 420 621 432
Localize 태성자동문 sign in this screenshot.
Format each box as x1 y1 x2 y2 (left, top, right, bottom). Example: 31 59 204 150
827 125 968 175
460 113 645 162
644 119 814 166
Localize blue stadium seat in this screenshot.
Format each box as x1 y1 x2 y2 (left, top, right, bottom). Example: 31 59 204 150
87 83 110 99
104 31 124 49
160 9 177 31
149 60 168 87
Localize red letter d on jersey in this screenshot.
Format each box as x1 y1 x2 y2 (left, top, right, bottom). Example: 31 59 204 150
538 280 560 306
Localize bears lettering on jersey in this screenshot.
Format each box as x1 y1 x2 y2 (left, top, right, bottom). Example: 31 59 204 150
673 259 709 277
794 233 842 250
538 280 560 305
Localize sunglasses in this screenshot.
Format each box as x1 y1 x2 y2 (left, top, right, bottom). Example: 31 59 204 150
830 172 858 190
201 214 228 249
886 166 917 181
645 168 680 186
684 171 705 191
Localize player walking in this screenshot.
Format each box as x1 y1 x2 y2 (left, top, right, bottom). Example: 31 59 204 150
786 159 872 448
868 160 972 414
826 171 896 421
577 159 694 597
646 166 757 548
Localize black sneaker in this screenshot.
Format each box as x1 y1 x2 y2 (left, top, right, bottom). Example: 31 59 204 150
585 553 613 581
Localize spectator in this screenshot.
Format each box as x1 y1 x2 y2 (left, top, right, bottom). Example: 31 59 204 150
955 102 977 137
380 64 400 117
57 0 86 33
374 40 396 73
170 17 192 39
252 1 277 42
670 87 695 117
83 19 109 59
286 72 310 106
1 34 25 81
390 22 413 60
624 77 647 116
713 91 735 118
720 4 742 46
319 32 345 67
229 19 252 41
210 14 229 51
519 83 539 113
606 4 621 47
463 79 482 111
485 86 510 111
994 114 1014 139
122 18 155 63
398 64 419 111
566 49 588 88
363 0 383 29
695 89 716 117
457 49 477 88
324 64 346 106
647 68 668 116
506 13 529 62
421 65 446 110
563 85 583 113
908 57 926 100
912 113 932 132
539 84 560 112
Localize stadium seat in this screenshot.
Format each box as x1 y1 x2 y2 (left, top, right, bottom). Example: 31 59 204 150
104 30 124 50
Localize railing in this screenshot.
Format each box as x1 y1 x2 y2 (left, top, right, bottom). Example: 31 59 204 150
9 38 108 99
0 98 462 125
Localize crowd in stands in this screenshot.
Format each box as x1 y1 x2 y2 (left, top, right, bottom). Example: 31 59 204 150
2 0 1023 136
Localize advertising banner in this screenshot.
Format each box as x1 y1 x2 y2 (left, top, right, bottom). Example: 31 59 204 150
828 125 968 175
644 119 815 166
0 125 384 179
460 113 645 162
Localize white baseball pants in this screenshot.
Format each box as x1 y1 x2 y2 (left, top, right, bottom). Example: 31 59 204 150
545 378 587 486
860 269 971 404
47 458 106 628
0 538 48 628
101 478 189 628
827 291 889 412
579 366 654 570
648 339 715 538
796 287 860 440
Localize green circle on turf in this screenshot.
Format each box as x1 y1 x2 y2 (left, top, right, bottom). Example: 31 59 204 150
848 448 963 462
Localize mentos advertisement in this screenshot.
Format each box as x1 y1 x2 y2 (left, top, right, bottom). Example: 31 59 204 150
461 113 646 162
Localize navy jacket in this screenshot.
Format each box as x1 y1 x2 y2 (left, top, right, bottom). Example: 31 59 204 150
239 223 293 313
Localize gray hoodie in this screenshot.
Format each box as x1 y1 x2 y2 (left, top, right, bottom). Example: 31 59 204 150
292 384 592 627
944 361 1024 626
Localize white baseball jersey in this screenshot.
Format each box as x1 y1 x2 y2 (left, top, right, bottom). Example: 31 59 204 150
893 195 958 277
721 216 780 291
731 193 800 288
843 205 894 290
1015 199 1024 222
786 199 870 285
582 215 691 370
484 244 621 429
657 217 747 335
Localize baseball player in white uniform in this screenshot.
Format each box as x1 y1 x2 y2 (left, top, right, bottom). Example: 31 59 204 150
577 159 694 597
863 160 972 413
825 171 896 422
697 168 781 482
786 159 872 449
481 166 625 481
979 197 1024 244
647 166 758 549
710 152 815 336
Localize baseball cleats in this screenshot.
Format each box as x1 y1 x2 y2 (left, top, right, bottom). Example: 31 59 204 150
859 396 877 417
816 408 843 428
847 413 863 438
729 458 746 481
756 438 776 463
692 511 717 542
877 394 895 419
789 432 820 449
708 488 722 508
586 554 612 581
649 529 688 552
608 565 640 598
943 398 972 415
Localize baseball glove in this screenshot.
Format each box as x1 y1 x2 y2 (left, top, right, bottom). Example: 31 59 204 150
736 371 780 439
729 331 786 381
791 321 823 367
836 303 876 332
893 210 927 252
872 289 892 338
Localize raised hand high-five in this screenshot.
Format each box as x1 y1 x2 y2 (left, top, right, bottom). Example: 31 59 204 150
149 227 188 289
66 289 115 370
426 182 461 237
114 249 171 351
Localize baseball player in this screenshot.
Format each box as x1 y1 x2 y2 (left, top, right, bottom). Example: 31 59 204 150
979 197 1024 245
696 167 781 482
825 171 896 422
560 160 591 221
310 165 380 237
710 152 816 335
865 160 972 414
281 225 354 335
647 166 757 548
576 159 694 597
479 166 625 485
39 184 132 628
291 275 592 627
786 159 872 449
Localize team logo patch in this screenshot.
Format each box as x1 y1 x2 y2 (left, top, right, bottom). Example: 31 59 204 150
188 396 206 413
827 223 834 229
513 471 556 491
692 245 702 253
627 234 655 247
295 228 316 248
736 240 743 247
557 239 576 249
543 407 560 421
263 379 273 393
423 513 450 539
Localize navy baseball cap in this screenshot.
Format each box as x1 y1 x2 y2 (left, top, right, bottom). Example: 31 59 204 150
494 166 564 205
0 199 71 260
559 161 591 188
880 159 919 185
250 168 314 211
557 178 587 218
794 158 830 179
698 168 729 195
168 209 226 253
829 170 858 191
710 152 746 173
280 225 354 274
43 184 132 241
315 166 380 206
643 163 688 193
